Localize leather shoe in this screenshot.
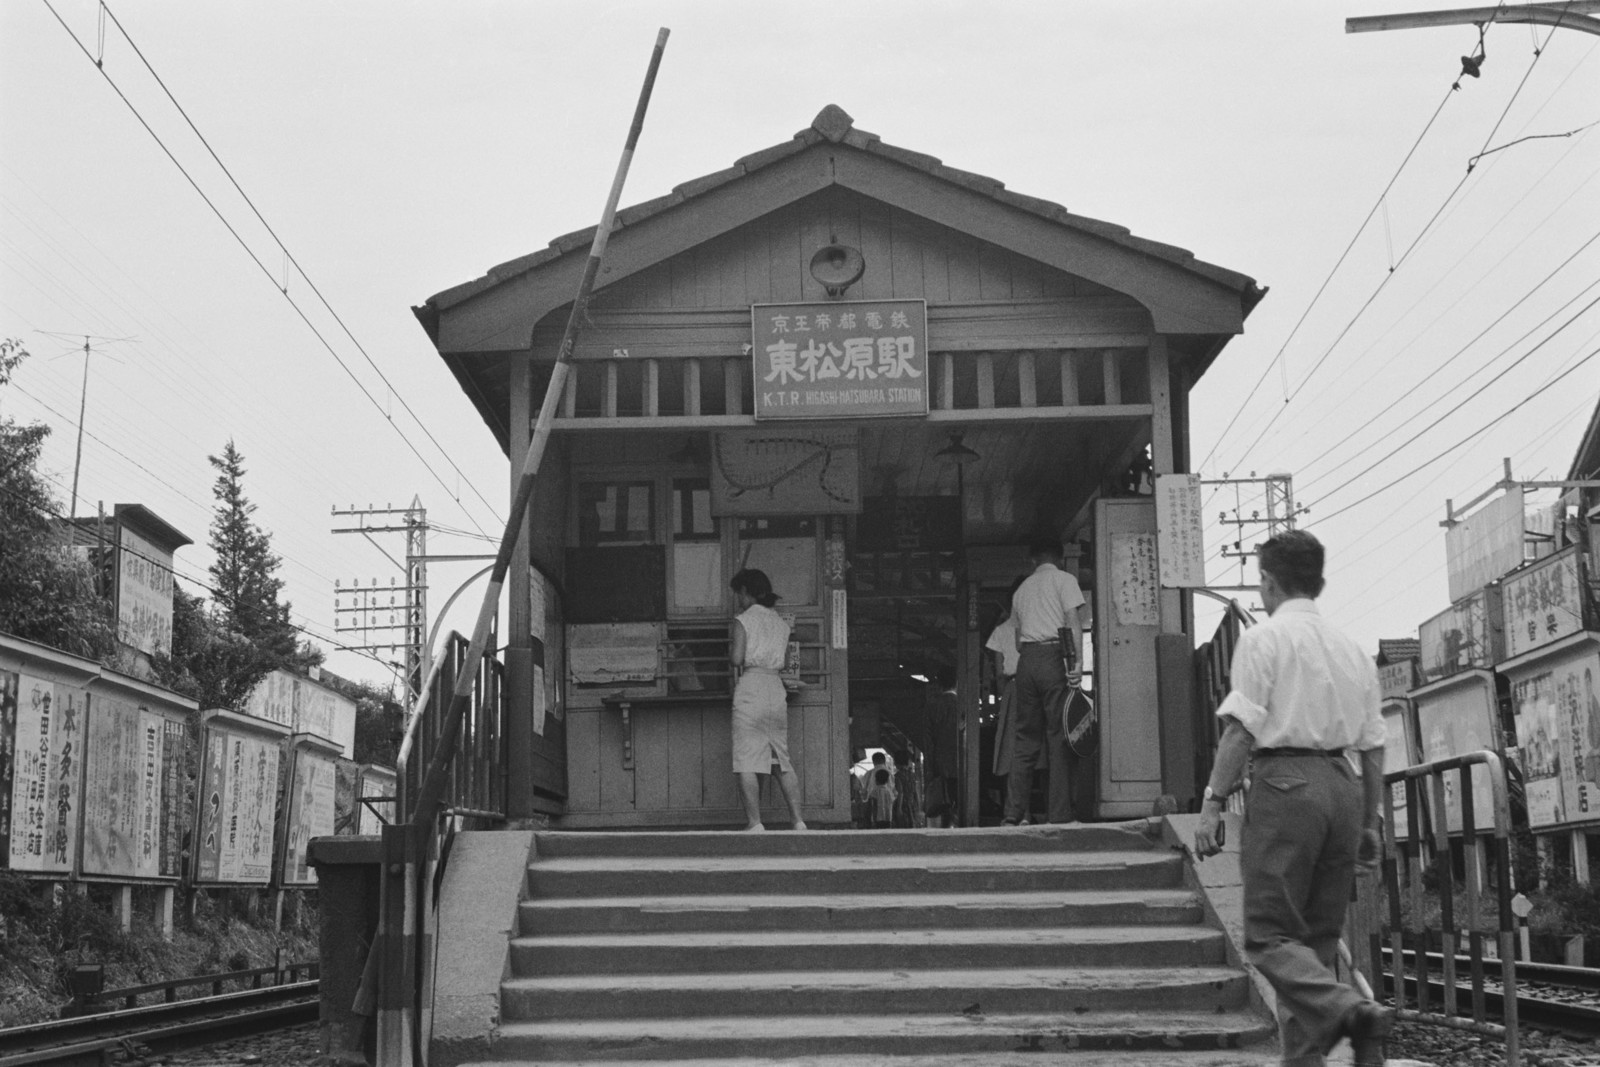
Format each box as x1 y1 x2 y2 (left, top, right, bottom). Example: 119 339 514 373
1343 1000 1393 1066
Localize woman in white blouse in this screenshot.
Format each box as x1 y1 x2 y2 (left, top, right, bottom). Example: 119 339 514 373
729 568 806 831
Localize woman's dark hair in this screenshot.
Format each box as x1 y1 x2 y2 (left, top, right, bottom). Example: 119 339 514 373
1258 530 1326 598
730 568 779 608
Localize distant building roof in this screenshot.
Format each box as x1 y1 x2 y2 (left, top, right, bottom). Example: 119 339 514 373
1376 638 1420 665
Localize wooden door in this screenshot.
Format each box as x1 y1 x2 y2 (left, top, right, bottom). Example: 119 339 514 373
1094 498 1163 817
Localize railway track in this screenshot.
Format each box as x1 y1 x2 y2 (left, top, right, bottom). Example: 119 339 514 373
0 981 319 1066
1382 948 1600 1039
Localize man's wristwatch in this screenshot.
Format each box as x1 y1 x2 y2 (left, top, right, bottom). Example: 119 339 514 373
1202 786 1225 807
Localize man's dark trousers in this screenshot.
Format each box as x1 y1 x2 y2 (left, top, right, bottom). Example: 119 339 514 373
1242 750 1365 1064
1004 643 1074 823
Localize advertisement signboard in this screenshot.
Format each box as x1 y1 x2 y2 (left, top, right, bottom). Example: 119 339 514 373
115 525 175 656
1419 587 1505 682
1413 673 1500 834
194 718 282 885
358 766 397 835
1445 488 1524 603
243 670 295 730
1378 659 1418 701
281 746 337 885
1503 548 1589 660
0 671 15 862
750 299 928 421
6 674 85 874
1507 639 1600 830
1382 699 1416 841
81 695 184 879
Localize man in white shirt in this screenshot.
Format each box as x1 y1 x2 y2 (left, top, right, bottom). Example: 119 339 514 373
1002 538 1084 826
1193 531 1389 1066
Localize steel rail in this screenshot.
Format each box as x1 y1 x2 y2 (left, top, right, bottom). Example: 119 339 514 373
1384 970 1600 1039
0 982 318 1065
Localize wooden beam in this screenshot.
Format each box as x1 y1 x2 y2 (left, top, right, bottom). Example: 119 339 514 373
684 358 701 416
976 352 996 409
541 403 1152 433
939 352 954 410
724 358 743 416
1102 349 1122 406
1060 350 1080 406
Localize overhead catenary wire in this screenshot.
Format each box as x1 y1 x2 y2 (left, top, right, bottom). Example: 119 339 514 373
1305 340 1600 527
37 0 502 541
1194 82 1461 476
89 2 504 531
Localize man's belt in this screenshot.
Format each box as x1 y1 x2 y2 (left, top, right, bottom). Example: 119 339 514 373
1019 640 1057 647
1255 746 1345 758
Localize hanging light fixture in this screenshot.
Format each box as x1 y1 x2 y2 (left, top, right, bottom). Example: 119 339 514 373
935 432 980 465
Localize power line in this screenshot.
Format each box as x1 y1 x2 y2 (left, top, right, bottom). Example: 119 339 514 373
37 0 501 540
1306 340 1600 526
93 1 504 532
1195 82 1460 475
1302 247 1600 481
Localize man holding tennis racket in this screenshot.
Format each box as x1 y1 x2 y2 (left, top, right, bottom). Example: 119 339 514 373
1000 537 1085 826
1192 530 1389 1066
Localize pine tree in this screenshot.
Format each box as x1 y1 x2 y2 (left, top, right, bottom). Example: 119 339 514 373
205 440 318 670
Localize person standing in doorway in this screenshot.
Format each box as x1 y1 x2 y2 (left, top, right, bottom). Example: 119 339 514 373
923 667 960 827
987 575 1026 813
729 568 806 832
1003 537 1084 826
1193 531 1390 1066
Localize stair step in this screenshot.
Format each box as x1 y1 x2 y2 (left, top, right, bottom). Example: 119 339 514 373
486 1010 1277 1061
532 824 1161 858
500 965 1251 1020
526 850 1183 897
521 888 1203 935
465 1054 1283 1067
509 925 1227 975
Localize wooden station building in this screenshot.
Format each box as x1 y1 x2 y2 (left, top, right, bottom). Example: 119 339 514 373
414 105 1263 830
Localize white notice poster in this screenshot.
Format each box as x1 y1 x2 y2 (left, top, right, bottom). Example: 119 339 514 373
1154 474 1205 588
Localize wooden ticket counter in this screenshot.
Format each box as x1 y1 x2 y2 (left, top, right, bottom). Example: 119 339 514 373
414 105 1263 827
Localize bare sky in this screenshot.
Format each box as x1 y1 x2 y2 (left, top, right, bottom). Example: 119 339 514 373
3 1 1596 688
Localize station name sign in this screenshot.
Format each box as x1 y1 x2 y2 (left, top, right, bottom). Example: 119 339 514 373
751 299 928 420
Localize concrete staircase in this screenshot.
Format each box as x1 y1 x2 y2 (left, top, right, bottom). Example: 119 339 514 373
465 824 1277 1065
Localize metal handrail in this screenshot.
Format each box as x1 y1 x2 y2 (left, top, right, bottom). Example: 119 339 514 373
1379 748 1520 1065
394 630 459 783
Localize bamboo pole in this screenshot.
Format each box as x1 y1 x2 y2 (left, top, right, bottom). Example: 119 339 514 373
406 26 670 830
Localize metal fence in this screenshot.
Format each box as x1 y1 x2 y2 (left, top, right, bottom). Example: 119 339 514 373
1378 748 1521 1065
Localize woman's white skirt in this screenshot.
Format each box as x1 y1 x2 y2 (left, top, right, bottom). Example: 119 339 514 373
731 671 793 774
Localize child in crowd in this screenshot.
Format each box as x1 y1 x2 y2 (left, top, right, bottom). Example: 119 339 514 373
867 767 897 829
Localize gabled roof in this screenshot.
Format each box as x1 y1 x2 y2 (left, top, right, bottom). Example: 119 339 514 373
417 105 1263 351
427 104 1261 318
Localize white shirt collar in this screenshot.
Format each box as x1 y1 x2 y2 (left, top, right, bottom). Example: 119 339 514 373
1273 598 1319 617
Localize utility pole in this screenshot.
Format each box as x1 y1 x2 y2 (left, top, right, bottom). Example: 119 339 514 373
1347 2 1600 39
36 332 135 523
1206 471 1309 593
332 498 497 704
333 498 431 703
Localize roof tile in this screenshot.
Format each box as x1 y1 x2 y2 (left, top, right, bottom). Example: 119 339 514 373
868 140 943 173
673 164 744 200
734 137 810 173
811 103 855 142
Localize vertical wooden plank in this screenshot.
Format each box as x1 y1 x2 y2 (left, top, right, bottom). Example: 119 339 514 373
685 359 702 417
745 215 773 304
703 708 740 810
769 203 805 302
946 234 981 301
562 365 577 419
976 243 1010 300
1018 350 1037 408
856 194 894 301
1147 335 1179 636
1102 349 1122 405
666 708 704 809
1060 350 1080 406
802 702 832 809
919 217 951 303
507 355 534 818
887 206 924 299
644 359 660 417
603 362 619 418
633 710 670 812
724 359 743 416
565 710 602 812
939 353 954 411
976 352 996 410
596 705 635 813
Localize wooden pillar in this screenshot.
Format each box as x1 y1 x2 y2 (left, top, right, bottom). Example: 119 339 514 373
1017 350 1037 408
976 353 995 410
959 579 980 827
506 353 535 819
1060 350 1079 406
117 885 133 933
159 886 175 940
1574 830 1591 886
